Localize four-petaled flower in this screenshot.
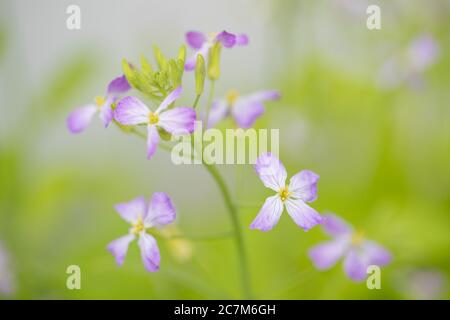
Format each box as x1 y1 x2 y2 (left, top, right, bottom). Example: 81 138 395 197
251 153 323 232
206 90 280 128
185 30 248 71
107 193 176 272
67 75 131 133
308 213 392 281
114 87 196 159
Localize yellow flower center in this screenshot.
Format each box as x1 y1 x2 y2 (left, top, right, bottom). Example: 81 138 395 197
278 186 291 202
226 90 240 105
351 230 365 245
94 96 106 107
149 112 159 125
131 216 145 235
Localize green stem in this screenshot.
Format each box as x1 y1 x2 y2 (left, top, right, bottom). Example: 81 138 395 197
160 231 234 242
203 163 252 299
204 80 215 128
192 95 201 109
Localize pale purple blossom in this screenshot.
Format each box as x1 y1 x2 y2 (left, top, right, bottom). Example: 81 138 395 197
67 75 131 133
206 90 280 128
107 193 176 272
114 87 196 159
251 153 323 232
185 30 248 71
308 214 392 282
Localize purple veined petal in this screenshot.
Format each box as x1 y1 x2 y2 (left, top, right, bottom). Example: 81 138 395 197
284 198 323 231
322 213 353 237
155 86 183 113
216 30 237 48
107 234 135 266
204 99 229 128
66 104 97 134
138 232 160 272
185 44 210 71
144 192 176 227
114 96 150 125
254 152 287 191
236 33 249 46
146 124 160 159
106 75 131 95
245 90 280 102
288 170 319 202
231 99 264 129
185 31 207 49
250 195 284 232
308 238 348 270
343 249 368 282
114 196 147 224
99 98 114 128
158 107 196 135
363 241 392 267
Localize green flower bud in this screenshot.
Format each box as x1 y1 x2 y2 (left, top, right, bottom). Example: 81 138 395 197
207 42 222 80
195 54 206 95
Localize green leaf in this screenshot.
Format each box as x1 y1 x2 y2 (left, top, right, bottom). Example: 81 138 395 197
140 54 154 77
122 59 141 89
178 44 186 64
153 45 168 70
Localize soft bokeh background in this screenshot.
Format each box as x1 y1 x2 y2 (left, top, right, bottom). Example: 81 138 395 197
1 0 449 299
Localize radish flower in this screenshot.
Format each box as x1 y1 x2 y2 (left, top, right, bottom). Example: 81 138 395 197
206 90 280 128
185 30 248 71
114 87 196 159
67 75 131 133
308 214 392 281
251 153 323 232
107 193 176 272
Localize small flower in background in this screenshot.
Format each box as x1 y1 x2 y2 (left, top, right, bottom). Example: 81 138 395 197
185 30 248 71
206 90 280 128
396 268 448 300
251 153 323 232
378 34 439 90
157 226 194 263
308 214 392 282
67 75 131 133
107 193 176 272
114 87 196 159
0 240 16 296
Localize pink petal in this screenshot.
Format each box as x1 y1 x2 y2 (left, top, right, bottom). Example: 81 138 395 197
245 90 280 102
114 96 149 125
216 31 236 48
156 86 183 113
146 124 160 159
185 31 207 49
363 241 392 266
144 192 176 227
114 196 147 224
250 195 284 232
309 239 348 270
231 99 264 128
99 98 114 128
158 107 196 135
107 234 135 266
344 249 367 282
285 198 323 231
254 152 287 191
66 105 97 134
322 214 353 237
204 99 229 128
106 75 131 95
138 233 160 272
288 170 319 202
236 34 249 46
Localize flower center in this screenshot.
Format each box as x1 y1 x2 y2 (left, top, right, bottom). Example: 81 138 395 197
131 216 145 235
351 230 365 245
148 112 159 125
278 186 291 202
226 90 239 105
94 96 106 107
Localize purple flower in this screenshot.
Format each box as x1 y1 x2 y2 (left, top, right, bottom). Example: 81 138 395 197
251 153 323 232
308 214 392 282
107 193 176 272
114 87 196 159
185 30 248 71
206 90 280 128
408 35 439 72
67 75 131 134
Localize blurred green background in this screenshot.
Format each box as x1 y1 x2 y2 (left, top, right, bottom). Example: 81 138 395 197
0 0 449 299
